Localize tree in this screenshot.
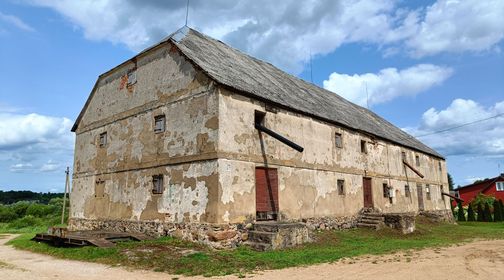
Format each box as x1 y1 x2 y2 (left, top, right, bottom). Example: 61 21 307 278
477 203 484 222
494 200 503 222
457 201 465 222
467 204 476 222
500 200 504 220
447 173 455 191
483 203 492 222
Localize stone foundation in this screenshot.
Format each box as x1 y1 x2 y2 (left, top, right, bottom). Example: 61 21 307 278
383 213 416 234
69 218 247 249
302 215 359 231
69 215 359 249
419 209 455 223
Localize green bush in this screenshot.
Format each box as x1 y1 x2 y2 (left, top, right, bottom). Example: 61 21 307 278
10 201 31 218
26 203 58 217
500 200 504 219
0 205 17 222
477 203 484 222
467 204 476 222
494 200 502 222
457 201 465 222
483 203 492 222
471 193 495 209
8 215 44 229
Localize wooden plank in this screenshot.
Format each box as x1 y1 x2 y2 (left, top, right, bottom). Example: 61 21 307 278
403 160 425 178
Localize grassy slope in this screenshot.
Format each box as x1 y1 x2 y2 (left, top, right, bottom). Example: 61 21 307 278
6 220 504 277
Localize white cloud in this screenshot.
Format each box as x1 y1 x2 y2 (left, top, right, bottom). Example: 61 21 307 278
323 64 453 106
0 11 35 32
9 163 33 173
40 160 61 172
25 0 504 73
405 99 504 157
0 112 74 177
406 0 504 57
0 113 73 150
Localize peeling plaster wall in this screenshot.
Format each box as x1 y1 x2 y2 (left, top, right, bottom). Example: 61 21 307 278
217 88 449 222
71 161 219 223
71 43 220 224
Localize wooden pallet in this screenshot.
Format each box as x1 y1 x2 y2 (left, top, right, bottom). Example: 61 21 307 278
32 228 152 248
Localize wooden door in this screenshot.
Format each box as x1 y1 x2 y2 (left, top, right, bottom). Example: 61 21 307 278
255 167 279 220
417 184 424 211
363 177 373 208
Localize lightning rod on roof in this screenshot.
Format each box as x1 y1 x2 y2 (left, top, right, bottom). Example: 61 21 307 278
185 0 190 26
309 50 313 83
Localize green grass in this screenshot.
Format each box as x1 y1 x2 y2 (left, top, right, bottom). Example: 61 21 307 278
6 219 504 277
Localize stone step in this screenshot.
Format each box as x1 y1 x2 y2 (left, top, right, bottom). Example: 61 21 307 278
248 231 277 243
360 218 383 224
361 215 384 221
357 222 379 229
245 241 272 251
253 222 305 232
363 213 384 217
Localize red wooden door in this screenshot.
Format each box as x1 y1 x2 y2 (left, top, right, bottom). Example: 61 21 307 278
255 167 279 220
363 177 373 208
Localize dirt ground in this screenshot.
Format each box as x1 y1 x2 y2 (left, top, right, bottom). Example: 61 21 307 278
1 234 504 280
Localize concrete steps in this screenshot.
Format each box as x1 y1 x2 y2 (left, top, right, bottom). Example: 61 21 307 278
245 222 310 251
357 210 385 230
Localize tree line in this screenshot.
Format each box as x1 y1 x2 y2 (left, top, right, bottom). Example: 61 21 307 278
0 190 64 205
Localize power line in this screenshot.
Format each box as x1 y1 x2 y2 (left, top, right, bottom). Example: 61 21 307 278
414 112 504 138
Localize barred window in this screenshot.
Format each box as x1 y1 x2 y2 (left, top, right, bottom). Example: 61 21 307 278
154 115 166 133
152 175 164 194
335 133 343 149
337 179 345 195
405 185 411 198
99 132 107 147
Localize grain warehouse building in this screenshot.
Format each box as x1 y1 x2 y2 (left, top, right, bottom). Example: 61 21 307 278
69 27 452 249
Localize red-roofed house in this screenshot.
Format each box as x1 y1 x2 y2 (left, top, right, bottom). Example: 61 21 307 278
454 174 504 206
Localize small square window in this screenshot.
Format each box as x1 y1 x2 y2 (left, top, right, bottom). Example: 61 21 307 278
383 183 389 198
152 175 164 194
496 182 504 191
405 185 410 198
335 133 343 149
127 70 136 85
426 185 431 200
360 140 367 154
154 115 166 133
254 110 266 126
99 132 107 147
337 179 345 195
415 155 420 167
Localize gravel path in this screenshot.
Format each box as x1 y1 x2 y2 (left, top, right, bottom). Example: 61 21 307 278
1 234 503 280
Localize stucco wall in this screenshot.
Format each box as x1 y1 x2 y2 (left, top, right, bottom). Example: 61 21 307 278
71 160 219 223
71 43 221 223
216 88 449 223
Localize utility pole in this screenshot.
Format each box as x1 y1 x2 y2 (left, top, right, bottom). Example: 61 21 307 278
61 167 70 225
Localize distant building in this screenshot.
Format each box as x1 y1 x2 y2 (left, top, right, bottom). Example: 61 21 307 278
454 174 504 206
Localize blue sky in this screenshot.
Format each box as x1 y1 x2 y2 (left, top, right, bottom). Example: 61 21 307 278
0 0 503 192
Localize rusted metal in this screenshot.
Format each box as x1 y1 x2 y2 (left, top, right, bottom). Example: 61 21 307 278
402 160 425 178
32 227 152 248
255 123 304 152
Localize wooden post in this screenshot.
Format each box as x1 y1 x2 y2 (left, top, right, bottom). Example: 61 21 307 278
61 166 70 225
